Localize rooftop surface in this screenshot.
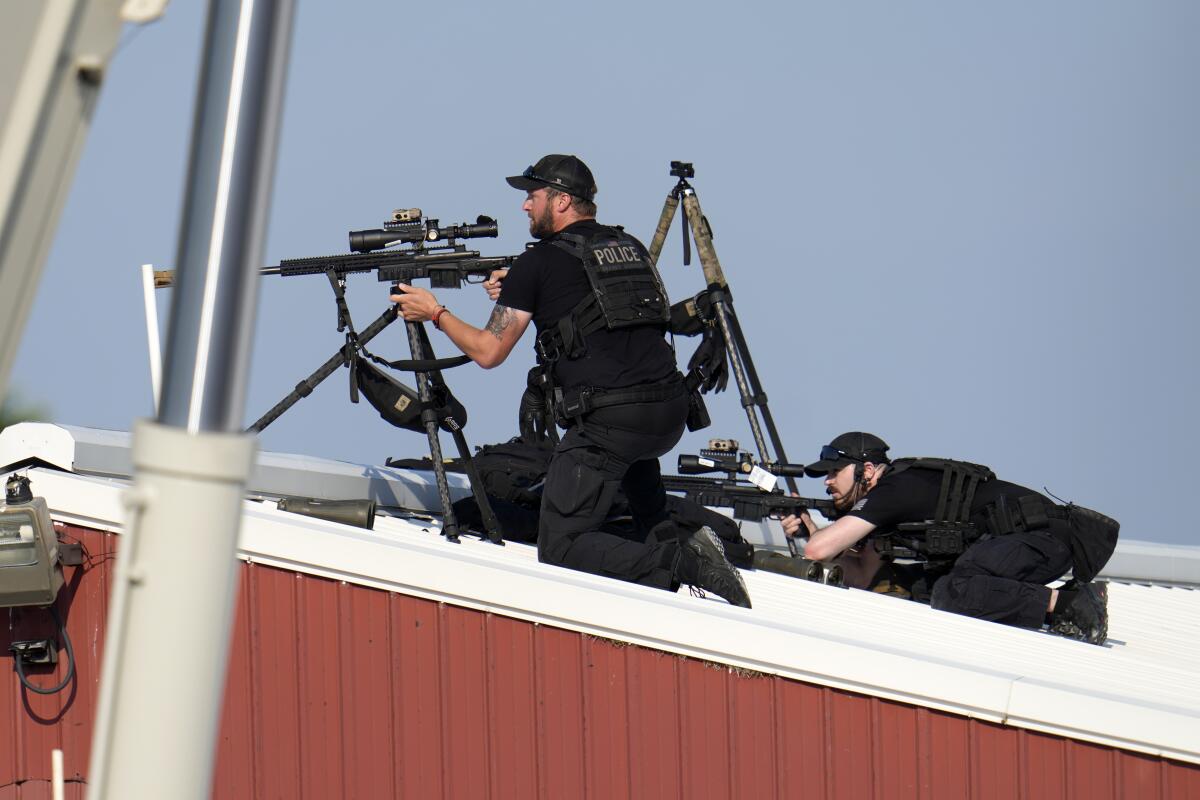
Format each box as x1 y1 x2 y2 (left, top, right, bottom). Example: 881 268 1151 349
3 423 1198 764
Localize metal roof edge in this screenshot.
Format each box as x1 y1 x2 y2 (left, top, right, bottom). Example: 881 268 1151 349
0 421 79 471
0 421 470 510
1099 539 1200 587
6 423 1196 587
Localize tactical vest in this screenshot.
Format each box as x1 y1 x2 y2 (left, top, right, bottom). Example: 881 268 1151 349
530 226 679 422
535 226 671 363
879 457 997 559
876 458 1118 581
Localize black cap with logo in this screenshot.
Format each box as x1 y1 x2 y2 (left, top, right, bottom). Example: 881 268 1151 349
506 154 596 201
804 432 891 477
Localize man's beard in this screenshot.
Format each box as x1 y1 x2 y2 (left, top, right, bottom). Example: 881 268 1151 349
830 481 867 513
529 205 555 239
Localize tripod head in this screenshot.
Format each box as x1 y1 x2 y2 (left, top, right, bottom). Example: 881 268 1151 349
666 160 698 263
670 160 694 180
669 160 695 199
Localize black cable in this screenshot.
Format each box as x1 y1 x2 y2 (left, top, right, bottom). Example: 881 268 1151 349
14 605 75 696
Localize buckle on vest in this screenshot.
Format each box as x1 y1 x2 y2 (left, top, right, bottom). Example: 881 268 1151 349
536 331 561 362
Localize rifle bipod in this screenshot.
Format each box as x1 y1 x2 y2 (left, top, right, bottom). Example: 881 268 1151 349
648 161 804 556
246 302 504 545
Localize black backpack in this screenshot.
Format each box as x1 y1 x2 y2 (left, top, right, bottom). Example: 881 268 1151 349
398 438 754 565
388 438 554 508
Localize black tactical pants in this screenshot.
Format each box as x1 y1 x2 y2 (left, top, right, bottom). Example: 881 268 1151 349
930 527 1073 629
537 392 690 590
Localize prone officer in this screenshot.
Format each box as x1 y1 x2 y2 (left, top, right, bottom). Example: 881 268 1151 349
782 432 1118 643
391 154 751 607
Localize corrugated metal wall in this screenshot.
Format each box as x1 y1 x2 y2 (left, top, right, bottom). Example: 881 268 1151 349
3 524 1198 799
1 524 114 800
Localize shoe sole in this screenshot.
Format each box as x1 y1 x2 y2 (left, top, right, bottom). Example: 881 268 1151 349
690 527 751 605
1049 582 1109 645
1083 582 1109 645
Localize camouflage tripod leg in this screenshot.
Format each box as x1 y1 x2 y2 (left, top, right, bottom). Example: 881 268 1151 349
647 192 680 266
680 192 772 467
679 188 804 556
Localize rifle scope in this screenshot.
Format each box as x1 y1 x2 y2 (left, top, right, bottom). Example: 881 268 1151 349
677 454 807 478
348 215 499 253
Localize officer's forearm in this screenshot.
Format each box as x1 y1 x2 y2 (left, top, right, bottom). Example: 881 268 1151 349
804 516 876 561
437 311 510 368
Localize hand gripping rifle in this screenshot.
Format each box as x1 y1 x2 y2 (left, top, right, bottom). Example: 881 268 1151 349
247 209 515 544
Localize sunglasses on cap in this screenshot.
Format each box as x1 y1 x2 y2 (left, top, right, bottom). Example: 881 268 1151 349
819 445 864 463
520 165 568 189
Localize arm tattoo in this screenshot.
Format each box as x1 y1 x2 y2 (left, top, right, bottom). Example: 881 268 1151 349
485 304 515 340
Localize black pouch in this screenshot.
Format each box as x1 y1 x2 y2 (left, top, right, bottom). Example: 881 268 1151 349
1065 504 1120 583
554 387 595 422
685 389 710 432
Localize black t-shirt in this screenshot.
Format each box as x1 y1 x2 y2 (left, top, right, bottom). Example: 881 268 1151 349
846 463 1048 533
497 219 677 391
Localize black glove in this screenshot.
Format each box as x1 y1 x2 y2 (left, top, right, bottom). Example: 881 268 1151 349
687 323 729 394
518 366 553 444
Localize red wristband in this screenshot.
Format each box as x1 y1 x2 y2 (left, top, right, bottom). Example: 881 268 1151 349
431 306 449 330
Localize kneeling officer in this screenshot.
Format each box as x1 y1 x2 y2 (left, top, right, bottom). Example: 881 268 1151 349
784 432 1118 643
392 154 750 608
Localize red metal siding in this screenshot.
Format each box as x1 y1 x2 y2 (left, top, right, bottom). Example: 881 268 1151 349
0 523 115 800
2 523 1199 800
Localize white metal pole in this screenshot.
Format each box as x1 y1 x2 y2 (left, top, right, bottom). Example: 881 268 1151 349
0 0 125 405
140 263 162 414
51 749 64 800
86 1 295 798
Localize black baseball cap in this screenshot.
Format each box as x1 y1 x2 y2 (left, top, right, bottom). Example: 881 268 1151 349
804 432 891 477
506 154 596 201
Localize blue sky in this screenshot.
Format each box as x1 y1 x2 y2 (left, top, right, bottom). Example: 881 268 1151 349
11 1 1199 544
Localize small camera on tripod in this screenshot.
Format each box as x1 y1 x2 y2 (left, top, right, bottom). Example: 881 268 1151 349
669 161 694 179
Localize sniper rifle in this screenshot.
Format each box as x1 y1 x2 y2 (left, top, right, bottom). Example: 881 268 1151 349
663 443 837 523
248 208 516 544
261 208 514 290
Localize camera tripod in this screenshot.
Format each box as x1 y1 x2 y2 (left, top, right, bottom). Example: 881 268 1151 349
649 162 805 554
247 270 503 544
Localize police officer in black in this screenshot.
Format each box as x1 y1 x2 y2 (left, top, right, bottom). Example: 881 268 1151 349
392 154 750 607
781 432 1117 644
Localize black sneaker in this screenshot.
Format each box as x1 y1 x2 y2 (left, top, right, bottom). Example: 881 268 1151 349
683 527 752 608
1049 581 1108 645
